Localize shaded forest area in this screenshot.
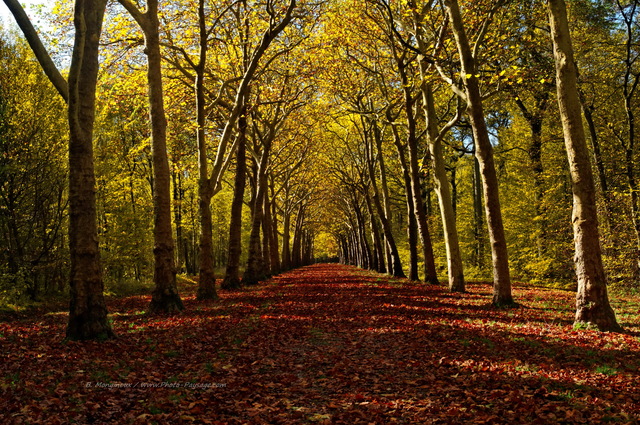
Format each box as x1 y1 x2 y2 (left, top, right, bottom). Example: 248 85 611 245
1 0 640 336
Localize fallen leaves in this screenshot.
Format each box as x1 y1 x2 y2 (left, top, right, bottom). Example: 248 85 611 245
1 263 639 423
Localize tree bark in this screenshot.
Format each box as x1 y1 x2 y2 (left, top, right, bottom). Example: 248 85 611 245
370 120 405 277
194 0 218 300
221 114 247 290
548 0 621 331
395 59 439 284
268 181 281 274
445 0 513 305
118 0 183 313
65 0 114 340
420 83 465 291
243 148 270 285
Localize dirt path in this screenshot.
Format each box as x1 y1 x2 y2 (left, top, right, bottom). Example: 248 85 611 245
1 263 639 424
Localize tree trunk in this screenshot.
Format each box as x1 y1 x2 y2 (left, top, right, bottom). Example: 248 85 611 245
291 205 305 268
65 0 114 340
268 182 281 274
370 120 405 277
243 151 269 285
422 82 465 291
548 0 621 331
172 171 185 274
365 191 386 273
221 114 247 290
404 164 420 281
195 0 217 300
445 0 513 306
261 196 271 277
145 1 183 313
581 100 612 231
395 58 439 284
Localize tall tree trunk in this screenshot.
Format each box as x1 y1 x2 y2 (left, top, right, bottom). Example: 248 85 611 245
291 204 305 268
221 113 247 290
370 120 405 277
472 156 485 268
445 0 513 306
392 129 419 281
403 158 420 281
172 171 185 273
243 153 269 285
548 0 621 331
581 99 612 231
195 0 217 300
118 0 183 312
261 194 271 277
268 182 281 274
395 58 439 284
282 194 292 271
364 190 386 273
422 83 465 291
66 0 113 340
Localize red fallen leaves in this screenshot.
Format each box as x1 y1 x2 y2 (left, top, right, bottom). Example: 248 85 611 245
1 263 639 424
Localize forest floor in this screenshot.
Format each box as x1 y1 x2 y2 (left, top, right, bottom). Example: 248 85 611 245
1 263 640 424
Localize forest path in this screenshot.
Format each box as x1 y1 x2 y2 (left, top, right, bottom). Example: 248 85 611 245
1 263 640 423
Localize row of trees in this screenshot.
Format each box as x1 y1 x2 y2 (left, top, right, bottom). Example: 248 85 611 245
319 0 629 331
0 0 635 337
2 0 325 339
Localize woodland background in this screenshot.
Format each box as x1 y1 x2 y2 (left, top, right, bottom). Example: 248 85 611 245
0 0 639 314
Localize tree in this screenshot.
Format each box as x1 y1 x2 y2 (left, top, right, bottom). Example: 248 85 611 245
116 0 184 313
443 0 514 305
547 0 621 331
3 0 114 339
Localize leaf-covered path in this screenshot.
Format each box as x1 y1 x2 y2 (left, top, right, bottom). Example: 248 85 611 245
1 263 640 424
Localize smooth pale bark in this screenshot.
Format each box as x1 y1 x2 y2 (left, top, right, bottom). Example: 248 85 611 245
118 0 183 313
422 83 465 291
5 0 114 339
221 113 247 290
409 7 464 290
547 0 621 331
445 0 513 305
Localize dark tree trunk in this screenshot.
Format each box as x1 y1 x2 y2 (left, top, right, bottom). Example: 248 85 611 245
396 58 439 284
221 114 247 290
369 121 405 278
365 191 386 273
268 182 281 274
195 0 217 300
65 0 114 340
243 153 269 285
